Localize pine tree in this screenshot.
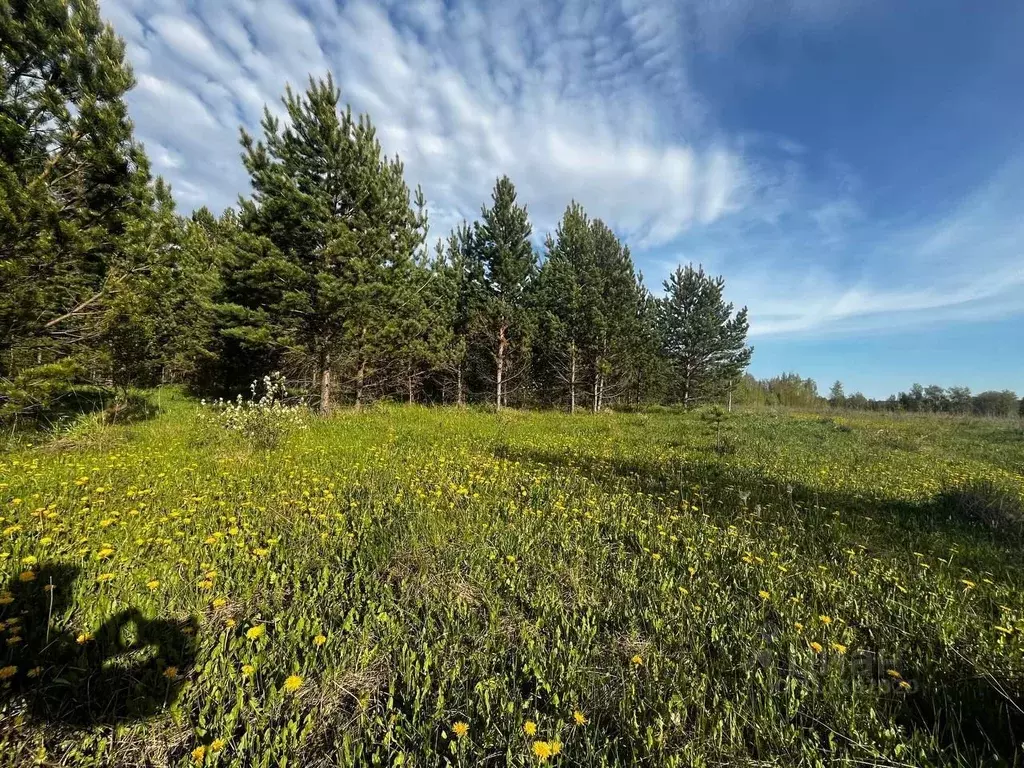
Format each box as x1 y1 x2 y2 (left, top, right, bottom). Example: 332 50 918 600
474 177 536 410
432 223 484 405
391 198 450 404
624 276 666 407
657 264 751 408
829 380 846 408
1 0 148 386
135 183 222 387
586 220 642 412
227 75 426 411
533 203 591 411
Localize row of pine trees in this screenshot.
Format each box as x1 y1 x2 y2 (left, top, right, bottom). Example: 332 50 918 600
1 2 752 419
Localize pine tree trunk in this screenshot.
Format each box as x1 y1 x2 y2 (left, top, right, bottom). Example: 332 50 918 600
569 341 576 414
592 363 599 414
598 371 605 412
407 365 414 404
319 350 331 415
355 359 365 410
456 364 465 407
496 323 507 411
354 327 366 410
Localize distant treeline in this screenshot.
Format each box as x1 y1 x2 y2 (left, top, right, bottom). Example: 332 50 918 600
1 2 752 421
735 374 1022 418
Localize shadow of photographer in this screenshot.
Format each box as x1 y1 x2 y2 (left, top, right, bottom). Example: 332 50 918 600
0 562 197 727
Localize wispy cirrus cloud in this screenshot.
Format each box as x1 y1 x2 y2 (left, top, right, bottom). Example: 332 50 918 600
100 0 853 236
664 156 1024 338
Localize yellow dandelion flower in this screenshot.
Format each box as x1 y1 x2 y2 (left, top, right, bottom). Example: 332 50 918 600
18 571 35 582
163 666 178 679
313 634 327 646
0 665 17 679
191 745 205 763
452 721 469 739
241 664 255 676
212 598 227 608
524 720 537 736
573 710 587 725
550 742 562 756
898 680 911 691
887 669 902 679
76 632 92 644
96 573 115 583
20 555 37 566
0 592 13 606
831 643 847 654
27 666 41 678
246 625 265 640
631 654 643 666
533 741 552 760
146 580 160 590
818 615 832 625
211 739 226 751
758 590 770 600
225 618 237 628
809 641 823 653
283 674 303 692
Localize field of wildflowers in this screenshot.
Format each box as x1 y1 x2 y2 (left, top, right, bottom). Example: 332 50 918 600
1 393 1022 766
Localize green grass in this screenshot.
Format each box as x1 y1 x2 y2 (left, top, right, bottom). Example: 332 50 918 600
1 392 1023 766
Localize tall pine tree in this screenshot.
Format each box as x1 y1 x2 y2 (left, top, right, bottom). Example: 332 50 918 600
586 219 641 411
1 0 148 383
474 177 536 410
432 223 484 405
224 75 426 411
657 264 752 408
533 203 591 411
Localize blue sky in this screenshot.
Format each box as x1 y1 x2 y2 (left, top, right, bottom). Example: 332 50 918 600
99 0 1024 398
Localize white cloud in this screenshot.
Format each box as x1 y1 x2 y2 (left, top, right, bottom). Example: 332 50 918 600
102 0 801 238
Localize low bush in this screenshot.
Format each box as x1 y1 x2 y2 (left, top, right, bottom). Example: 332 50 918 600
201 373 306 450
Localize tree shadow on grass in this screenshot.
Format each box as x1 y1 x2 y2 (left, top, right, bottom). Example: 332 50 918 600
3 387 160 434
492 443 1024 764
492 443 1024 562
0 562 197 729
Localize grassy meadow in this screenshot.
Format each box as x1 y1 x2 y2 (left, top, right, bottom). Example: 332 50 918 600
1 394 1023 766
